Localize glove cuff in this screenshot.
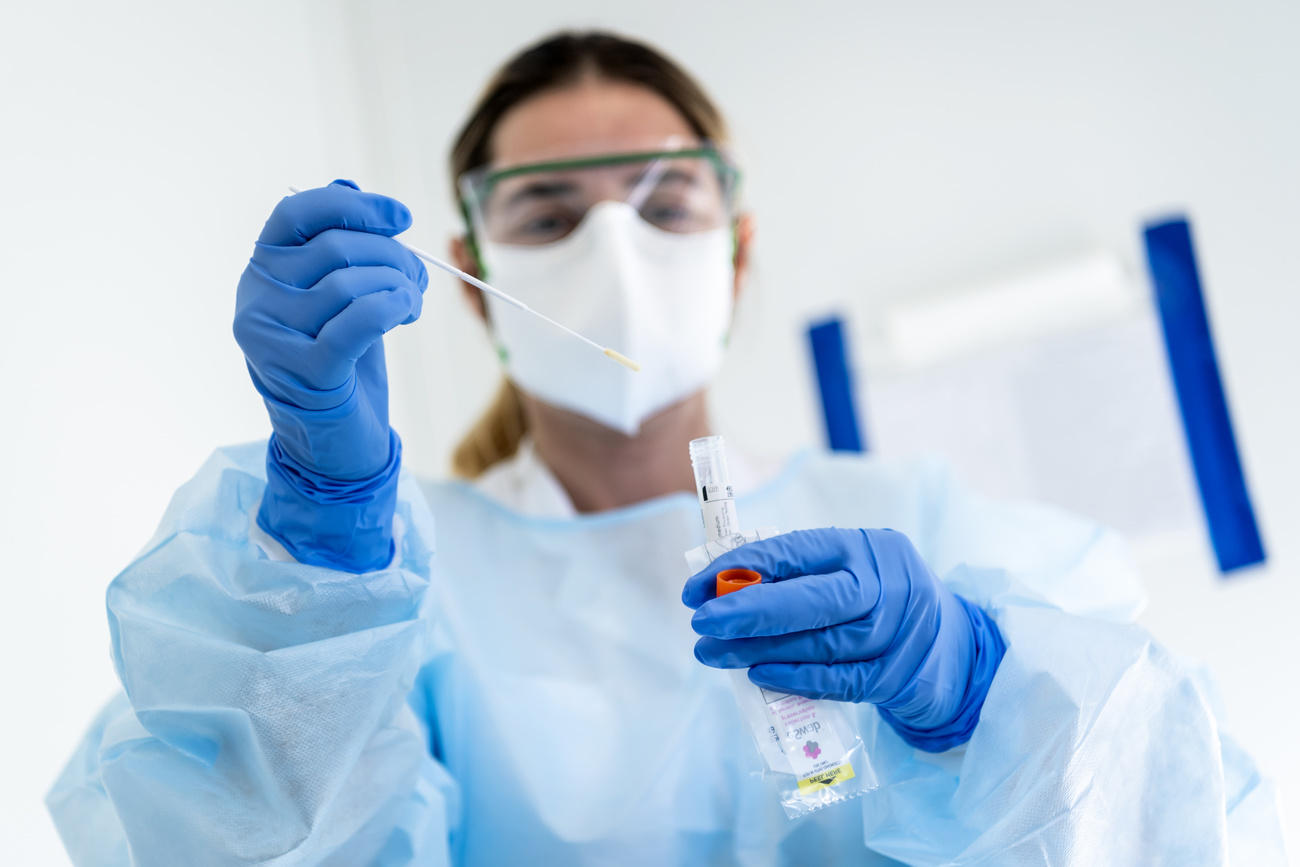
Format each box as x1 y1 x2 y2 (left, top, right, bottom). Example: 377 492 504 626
257 430 402 573
879 596 1008 753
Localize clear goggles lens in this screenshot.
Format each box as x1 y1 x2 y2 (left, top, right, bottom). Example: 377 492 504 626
459 146 740 246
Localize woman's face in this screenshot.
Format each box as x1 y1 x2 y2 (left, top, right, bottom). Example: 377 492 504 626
452 77 753 316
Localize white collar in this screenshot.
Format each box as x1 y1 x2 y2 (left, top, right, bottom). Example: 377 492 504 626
473 439 577 518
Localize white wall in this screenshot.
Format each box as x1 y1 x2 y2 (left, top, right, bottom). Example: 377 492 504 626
0 2 378 862
3 1 1296 862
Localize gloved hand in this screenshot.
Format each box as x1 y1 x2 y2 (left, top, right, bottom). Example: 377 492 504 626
683 528 1007 752
234 180 428 571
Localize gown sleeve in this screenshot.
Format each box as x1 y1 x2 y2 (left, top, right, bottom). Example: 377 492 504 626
854 460 1289 866
45 442 459 866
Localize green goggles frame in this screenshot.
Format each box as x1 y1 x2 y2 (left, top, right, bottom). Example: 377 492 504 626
456 145 743 277
459 145 742 213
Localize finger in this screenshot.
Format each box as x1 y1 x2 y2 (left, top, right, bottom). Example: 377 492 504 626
249 265 424 338
252 228 429 291
690 568 879 638
746 660 909 705
682 528 862 608
693 617 897 669
258 180 413 246
748 653 931 706
313 281 422 363
745 662 860 702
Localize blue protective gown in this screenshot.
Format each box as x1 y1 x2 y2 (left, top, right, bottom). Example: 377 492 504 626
48 443 1287 865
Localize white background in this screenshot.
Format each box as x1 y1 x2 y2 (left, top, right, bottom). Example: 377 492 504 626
2 1 1296 862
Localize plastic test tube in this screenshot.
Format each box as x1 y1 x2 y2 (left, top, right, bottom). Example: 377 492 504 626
689 435 740 544
690 435 763 595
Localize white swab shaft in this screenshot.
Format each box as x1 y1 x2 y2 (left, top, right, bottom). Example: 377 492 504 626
399 240 605 354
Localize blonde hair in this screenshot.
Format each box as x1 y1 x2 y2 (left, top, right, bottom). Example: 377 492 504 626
451 380 529 479
448 30 730 478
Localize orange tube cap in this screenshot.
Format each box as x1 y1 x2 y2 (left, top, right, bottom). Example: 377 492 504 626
716 568 762 596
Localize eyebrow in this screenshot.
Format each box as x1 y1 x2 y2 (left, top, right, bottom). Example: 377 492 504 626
501 179 581 209
630 167 700 189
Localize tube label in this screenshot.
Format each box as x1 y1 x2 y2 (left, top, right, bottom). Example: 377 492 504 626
699 483 739 543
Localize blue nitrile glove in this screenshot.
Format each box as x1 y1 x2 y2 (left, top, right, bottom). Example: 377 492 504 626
233 180 428 572
683 528 1007 752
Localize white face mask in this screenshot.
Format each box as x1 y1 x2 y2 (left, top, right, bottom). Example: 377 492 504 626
478 201 735 435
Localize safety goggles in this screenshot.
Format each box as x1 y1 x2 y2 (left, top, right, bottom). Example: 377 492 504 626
458 140 741 247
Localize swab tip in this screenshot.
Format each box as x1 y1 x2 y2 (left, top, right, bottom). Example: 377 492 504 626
603 348 641 372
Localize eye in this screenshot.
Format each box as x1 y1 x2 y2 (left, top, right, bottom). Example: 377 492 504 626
642 201 695 230
523 214 570 234
510 209 579 243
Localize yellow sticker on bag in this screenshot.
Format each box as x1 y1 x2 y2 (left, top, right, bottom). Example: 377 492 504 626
796 762 856 794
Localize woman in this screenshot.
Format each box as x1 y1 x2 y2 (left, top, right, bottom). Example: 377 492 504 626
49 31 1282 866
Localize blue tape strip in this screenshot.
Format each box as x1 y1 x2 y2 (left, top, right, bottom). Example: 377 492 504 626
1143 216 1265 573
807 316 866 453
